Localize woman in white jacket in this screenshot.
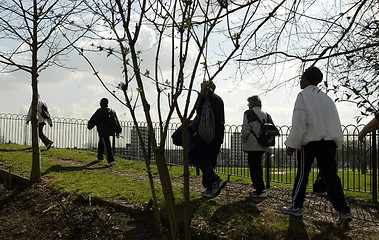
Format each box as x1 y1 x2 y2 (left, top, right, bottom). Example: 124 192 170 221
241 95 273 198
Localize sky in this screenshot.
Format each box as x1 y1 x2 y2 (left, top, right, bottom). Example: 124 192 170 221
0 63 369 128
0 1 372 129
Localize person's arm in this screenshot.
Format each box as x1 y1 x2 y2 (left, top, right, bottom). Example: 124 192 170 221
358 116 379 142
285 93 307 156
26 104 32 124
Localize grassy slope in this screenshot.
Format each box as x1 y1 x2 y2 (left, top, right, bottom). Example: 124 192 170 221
0 144 377 239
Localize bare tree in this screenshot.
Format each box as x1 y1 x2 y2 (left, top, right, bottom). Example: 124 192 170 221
238 0 378 121
74 0 299 238
0 0 93 183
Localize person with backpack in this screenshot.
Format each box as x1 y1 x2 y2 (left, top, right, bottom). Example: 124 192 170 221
241 95 278 198
192 81 227 199
88 98 122 167
282 66 352 225
26 96 53 150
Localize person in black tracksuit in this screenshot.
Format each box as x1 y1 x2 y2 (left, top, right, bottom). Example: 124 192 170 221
88 98 122 167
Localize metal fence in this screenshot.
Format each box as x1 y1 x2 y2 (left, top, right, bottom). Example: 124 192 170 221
0 112 377 202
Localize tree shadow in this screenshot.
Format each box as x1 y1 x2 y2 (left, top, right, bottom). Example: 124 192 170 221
42 161 108 175
282 216 309 240
0 147 32 152
311 220 352 240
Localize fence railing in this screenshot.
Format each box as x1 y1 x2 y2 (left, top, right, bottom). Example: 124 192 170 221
0 112 377 202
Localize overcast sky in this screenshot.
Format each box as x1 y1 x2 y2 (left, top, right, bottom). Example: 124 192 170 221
0 1 372 128
0 61 368 128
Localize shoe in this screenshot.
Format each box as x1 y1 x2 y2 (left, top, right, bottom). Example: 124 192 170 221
95 158 104 162
250 191 267 198
201 188 211 198
202 179 227 199
106 161 116 167
336 212 352 225
46 141 53 150
282 204 303 217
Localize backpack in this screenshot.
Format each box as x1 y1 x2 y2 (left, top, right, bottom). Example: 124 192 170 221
198 93 215 144
247 110 280 147
41 102 50 119
105 109 117 132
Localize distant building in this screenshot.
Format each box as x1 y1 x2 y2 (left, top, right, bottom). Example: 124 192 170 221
230 131 248 167
130 126 150 161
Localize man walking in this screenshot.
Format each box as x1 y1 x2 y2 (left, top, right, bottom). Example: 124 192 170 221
26 96 53 150
282 66 352 225
88 98 122 167
193 81 227 199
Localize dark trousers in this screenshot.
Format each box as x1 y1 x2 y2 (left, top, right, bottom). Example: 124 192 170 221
39 122 52 147
247 151 265 192
197 140 222 189
292 140 350 213
97 136 115 163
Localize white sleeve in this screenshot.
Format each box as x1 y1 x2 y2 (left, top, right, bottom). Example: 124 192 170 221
285 93 307 149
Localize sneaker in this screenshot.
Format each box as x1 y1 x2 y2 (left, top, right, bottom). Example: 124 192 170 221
201 188 211 198
336 212 352 225
282 204 303 217
46 141 53 150
106 161 116 167
95 158 104 162
202 179 227 199
250 191 267 198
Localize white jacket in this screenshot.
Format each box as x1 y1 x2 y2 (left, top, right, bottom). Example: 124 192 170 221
241 106 270 152
26 99 52 125
285 85 343 149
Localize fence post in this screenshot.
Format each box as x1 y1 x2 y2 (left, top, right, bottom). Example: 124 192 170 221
372 130 377 203
265 151 270 189
112 135 116 154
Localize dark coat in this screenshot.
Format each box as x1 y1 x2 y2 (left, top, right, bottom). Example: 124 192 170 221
88 107 122 137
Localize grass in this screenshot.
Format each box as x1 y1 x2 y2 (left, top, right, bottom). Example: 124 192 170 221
0 143 377 239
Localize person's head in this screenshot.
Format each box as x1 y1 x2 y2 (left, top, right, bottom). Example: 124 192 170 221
100 98 109 107
300 66 323 89
247 95 261 109
201 81 216 93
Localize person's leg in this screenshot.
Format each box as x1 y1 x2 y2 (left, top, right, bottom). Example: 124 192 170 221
207 141 221 170
103 136 115 163
97 137 105 160
247 151 265 192
197 142 220 189
316 141 350 214
291 144 315 209
38 122 51 147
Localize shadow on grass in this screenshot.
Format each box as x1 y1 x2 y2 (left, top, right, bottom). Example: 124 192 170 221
282 216 309 240
311 220 352 239
0 147 32 152
42 161 109 175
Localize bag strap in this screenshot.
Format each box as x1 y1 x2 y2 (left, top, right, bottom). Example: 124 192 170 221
247 110 263 140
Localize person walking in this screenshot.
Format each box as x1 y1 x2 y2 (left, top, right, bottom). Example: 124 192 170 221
193 81 227 199
26 96 53 150
88 98 122 167
282 66 352 225
241 95 275 198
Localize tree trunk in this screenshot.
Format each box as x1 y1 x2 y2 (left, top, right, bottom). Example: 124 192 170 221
30 0 41 184
154 147 179 240
181 120 191 240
